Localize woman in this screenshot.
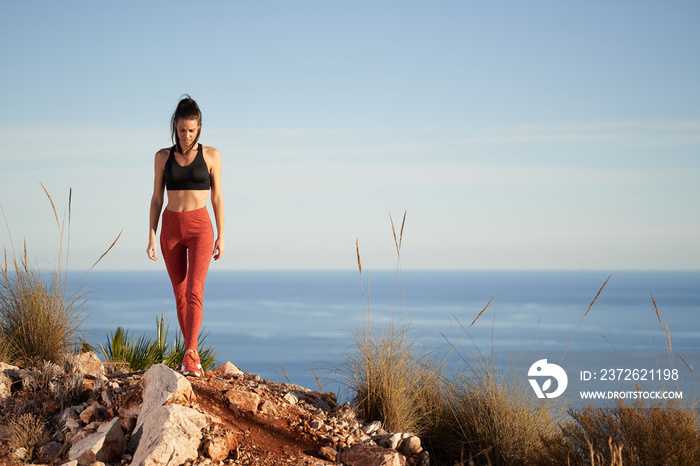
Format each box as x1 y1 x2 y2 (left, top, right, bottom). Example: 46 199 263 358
147 95 225 377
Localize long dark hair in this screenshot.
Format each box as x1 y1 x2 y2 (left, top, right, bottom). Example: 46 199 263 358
170 95 202 154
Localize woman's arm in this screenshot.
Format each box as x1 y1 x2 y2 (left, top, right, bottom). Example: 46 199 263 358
207 147 225 260
147 150 167 261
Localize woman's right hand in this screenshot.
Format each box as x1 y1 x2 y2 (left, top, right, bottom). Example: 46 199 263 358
147 238 158 261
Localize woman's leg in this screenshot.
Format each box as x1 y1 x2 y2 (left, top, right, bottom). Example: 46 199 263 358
181 208 214 351
160 210 190 346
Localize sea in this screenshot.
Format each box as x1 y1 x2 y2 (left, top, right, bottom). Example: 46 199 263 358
74 270 700 400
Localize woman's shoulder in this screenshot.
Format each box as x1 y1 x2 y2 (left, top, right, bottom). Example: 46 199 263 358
201 145 221 160
156 147 173 158
154 148 172 167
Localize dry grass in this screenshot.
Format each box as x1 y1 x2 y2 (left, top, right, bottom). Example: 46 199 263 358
1 355 91 462
534 289 700 466
536 399 700 465
334 212 443 434
0 244 88 364
334 215 700 465
430 356 564 465
8 413 49 462
0 185 120 366
338 315 431 434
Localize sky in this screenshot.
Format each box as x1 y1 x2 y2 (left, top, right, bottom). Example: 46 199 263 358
1 1 699 271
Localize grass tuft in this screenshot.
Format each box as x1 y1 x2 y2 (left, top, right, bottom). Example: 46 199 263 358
8 412 49 461
0 185 120 366
536 399 700 465
0 252 88 365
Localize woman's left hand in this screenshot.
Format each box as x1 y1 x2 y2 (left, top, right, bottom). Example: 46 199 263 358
213 238 225 260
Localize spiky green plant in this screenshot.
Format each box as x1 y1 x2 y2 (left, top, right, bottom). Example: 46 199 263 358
99 327 157 371
99 314 218 371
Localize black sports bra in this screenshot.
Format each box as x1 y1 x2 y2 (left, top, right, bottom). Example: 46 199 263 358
164 144 211 191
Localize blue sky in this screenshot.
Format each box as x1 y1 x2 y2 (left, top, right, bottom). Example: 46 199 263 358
1 1 698 271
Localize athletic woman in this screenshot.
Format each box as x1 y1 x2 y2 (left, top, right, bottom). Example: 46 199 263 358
147 95 225 377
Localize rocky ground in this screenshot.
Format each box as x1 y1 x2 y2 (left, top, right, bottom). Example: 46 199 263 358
0 353 430 466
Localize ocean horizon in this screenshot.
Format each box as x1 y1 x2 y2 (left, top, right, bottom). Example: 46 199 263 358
73 269 700 397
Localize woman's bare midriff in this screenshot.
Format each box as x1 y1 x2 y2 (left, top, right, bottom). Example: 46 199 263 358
166 190 209 212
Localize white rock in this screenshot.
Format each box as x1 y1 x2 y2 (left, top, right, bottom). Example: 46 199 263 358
362 420 382 435
213 361 243 376
68 417 125 465
0 373 10 403
386 432 403 450
202 431 238 462
259 399 278 416
130 404 206 466
225 389 260 413
74 352 104 376
131 364 194 447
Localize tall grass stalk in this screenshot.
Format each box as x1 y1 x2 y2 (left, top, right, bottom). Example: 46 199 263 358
0 185 120 365
338 212 439 434
389 210 406 320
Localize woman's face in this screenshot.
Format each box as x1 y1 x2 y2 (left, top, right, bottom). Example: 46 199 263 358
176 118 201 150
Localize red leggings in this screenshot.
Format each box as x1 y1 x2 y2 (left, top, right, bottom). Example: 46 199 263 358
160 207 213 351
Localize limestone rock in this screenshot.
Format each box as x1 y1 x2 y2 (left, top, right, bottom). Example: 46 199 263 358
131 364 194 447
318 446 338 462
341 443 406 466
213 361 243 376
130 403 206 466
74 352 104 376
283 389 307 405
225 388 260 413
60 407 81 433
377 432 404 450
399 435 422 457
0 362 19 371
283 391 300 405
362 420 382 435
0 373 10 405
202 430 238 462
68 417 126 465
79 405 108 424
259 399 278 416
142 363 195 406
